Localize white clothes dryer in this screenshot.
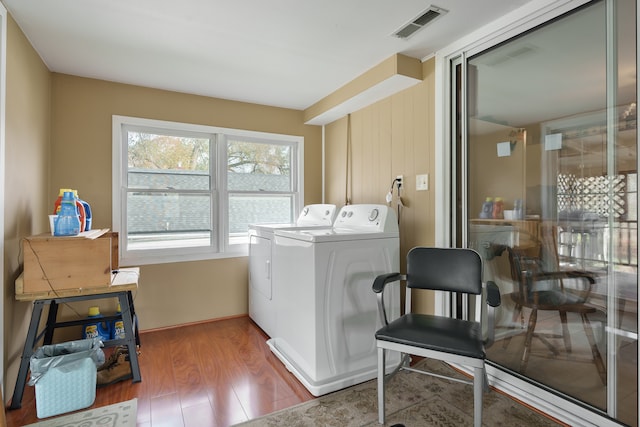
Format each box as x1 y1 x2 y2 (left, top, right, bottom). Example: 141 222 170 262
248 204 337 337
268 204 400 396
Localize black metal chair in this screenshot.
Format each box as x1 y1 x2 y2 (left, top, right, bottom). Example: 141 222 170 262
372 247 501 427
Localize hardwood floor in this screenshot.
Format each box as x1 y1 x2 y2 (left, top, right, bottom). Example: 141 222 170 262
5 316 315 427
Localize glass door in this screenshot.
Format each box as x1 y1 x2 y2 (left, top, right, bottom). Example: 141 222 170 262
457 1 637 424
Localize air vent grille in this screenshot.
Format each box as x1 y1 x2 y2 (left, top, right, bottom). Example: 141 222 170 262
414 9 442 26
393 5 448 39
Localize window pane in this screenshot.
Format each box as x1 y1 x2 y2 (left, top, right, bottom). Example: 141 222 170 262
127 192 212 250
127 131 210 190
227 139 291 191
115 116 303 263
229 194 293 234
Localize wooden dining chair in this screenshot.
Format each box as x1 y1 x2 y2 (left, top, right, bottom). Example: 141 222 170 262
494 224 606 385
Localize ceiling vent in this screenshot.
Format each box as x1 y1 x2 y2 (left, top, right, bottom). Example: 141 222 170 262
393 5 448 39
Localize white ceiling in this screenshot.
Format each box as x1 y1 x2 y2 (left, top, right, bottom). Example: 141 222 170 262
4 0 534 112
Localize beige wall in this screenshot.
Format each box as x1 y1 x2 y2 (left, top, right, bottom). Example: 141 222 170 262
324 59 437 314
4 14 52 404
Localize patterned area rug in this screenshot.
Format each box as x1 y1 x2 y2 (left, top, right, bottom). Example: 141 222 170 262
23 399 137 427
235 360 562 427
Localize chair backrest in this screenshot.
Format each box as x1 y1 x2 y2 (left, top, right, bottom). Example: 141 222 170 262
406 247 482 295
503 224 561 295
538 223 561 271
503 245 540 302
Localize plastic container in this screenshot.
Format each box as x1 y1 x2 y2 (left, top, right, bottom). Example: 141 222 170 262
28 338 104 419
514 199 523 219
48 215 57 235
53 188 86 231
52 188 72 215
492 197 504 219
112 303 126 340
479 197 494 219
81 306 111 342
77 195 92 231
54 191 81 236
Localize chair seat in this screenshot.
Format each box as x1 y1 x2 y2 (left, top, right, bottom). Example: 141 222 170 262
375 313 485 359
509 291 598 312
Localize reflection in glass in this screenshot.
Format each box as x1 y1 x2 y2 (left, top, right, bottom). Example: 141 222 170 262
464 1 637 424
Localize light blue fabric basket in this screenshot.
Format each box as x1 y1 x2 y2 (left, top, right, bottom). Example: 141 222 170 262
30 338 103 419
34 357 96 418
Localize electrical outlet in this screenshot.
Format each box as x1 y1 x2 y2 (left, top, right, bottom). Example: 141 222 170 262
416 174 429 191
396 175 403 188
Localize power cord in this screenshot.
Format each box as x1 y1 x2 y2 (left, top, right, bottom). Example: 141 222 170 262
385 178 404 224
385 178 401 204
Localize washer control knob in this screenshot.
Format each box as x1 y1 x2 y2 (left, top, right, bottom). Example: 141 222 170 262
347 211 353 218
368 208 379 221
302 207 309 216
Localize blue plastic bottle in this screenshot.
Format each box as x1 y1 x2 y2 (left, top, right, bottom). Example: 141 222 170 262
111 303 126 340
82 306 111 342
54 191 81 236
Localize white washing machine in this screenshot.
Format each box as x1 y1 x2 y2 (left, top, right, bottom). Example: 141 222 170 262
248 204 337 337
268 204 400 396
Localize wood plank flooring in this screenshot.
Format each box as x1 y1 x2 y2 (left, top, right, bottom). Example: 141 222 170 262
5 316 314 427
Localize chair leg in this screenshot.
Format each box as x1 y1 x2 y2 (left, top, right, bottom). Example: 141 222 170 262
377 346 386 425
474 366 483 427
581 313 607 385
502 303 522 349
559 311 572 353
520 308 538 374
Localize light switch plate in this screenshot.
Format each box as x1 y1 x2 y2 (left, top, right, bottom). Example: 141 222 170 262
416 174 428 191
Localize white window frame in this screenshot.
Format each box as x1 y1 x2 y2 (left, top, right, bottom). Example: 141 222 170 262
112 115 304 266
